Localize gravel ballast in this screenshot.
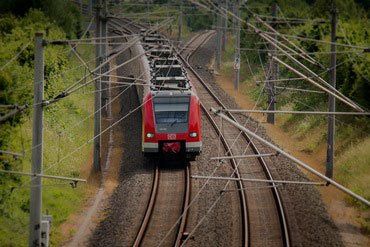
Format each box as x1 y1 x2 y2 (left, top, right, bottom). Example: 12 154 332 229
188 34 343 247
89 28 343 246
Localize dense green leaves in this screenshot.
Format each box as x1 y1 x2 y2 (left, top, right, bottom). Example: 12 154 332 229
0 8 70 215
244 0 370 111
0 0 82 37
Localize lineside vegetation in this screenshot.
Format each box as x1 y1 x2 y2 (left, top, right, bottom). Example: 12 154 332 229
220 0 369 231
0 3 94 245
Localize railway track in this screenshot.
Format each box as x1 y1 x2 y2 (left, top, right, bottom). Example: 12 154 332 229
113 19 192 247
115 19 290 246
181 31 249 247
133 164 190 247
178 31 290 247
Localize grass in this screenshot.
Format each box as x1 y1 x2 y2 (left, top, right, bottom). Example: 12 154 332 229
337 137 370 233
0 45 95 246
337 138 370 206
218 32 370 232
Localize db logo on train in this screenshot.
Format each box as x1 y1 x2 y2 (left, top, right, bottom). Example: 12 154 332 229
167 134 176 140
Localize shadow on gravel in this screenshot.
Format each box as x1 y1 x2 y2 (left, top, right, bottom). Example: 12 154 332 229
89 62 154 246
157 157 189 171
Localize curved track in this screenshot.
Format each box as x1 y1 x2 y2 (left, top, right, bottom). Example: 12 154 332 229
114 19 192 247
179 31 290 247
115 19 290 246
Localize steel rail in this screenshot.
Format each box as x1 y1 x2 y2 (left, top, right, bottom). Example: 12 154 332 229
120 19 193 247
133 166 160 247
174 165 191 247
200 102 249 246
124 19 250 247
180 31 290 246
182 31 249 246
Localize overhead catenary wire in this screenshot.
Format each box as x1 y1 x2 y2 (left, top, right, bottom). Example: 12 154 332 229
0 169 86 183
45 37 144 105
69 45 95 74
194 0 366 112
178 99 277 247
49 34 138 43
211 108 370 207
192 175 326 186
49 17 174 102
157 5 370 237
261 30 370 50
240 47 364 55
159 31 275 245
224 109 370 116
0 149 24 157
256 13 328 23
0 104 22 109
62 46 157 96
251 11 323 67
15 87 151 190
274 86 325 94
260 32 364 111
246 5 367 50
0 41 32 71
19 39 180 187
0 104 29 123
70 15 95 50
271 55 363 111
13 28 173 162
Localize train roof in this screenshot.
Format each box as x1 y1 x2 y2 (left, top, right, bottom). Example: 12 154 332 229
140 30 192 93
151 90 192 97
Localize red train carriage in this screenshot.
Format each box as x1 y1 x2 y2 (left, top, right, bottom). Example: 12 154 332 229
142 90 202 159
133 30 202 159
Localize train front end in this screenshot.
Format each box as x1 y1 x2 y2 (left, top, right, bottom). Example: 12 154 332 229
142 91 202 159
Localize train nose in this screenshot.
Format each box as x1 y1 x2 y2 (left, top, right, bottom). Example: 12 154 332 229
162 142 181 153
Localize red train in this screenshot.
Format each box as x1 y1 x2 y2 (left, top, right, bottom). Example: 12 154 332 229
136 31 202 159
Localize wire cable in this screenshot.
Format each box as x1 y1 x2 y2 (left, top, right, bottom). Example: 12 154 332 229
0 41 32 71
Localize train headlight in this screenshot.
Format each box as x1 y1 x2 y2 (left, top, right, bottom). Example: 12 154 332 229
189 132 198 138
146 133 154 138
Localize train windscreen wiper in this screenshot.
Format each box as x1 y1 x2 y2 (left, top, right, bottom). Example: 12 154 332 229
170 119 178 126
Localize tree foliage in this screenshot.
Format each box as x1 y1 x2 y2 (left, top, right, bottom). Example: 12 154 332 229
0 9 68 217
244 0 370 110
0 0 82 38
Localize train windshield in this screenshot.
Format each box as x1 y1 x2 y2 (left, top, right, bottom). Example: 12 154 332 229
153 96 190 133
153 97 189 124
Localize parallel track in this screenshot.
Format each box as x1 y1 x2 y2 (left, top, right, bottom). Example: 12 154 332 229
115 19 191 247
179 31 290 247
114 18 290 246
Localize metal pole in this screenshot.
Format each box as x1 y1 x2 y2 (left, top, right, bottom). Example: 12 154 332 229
79 0 83 14
326 5 337 178
89 0 93 16
231 2 236 31
233 0 240 91
94 0 101 172
210 108 370 206
216 0 222 70
222 0 228 51
267 2 277 124
101 0 108 117
29 31 44 247
178 0 183 42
